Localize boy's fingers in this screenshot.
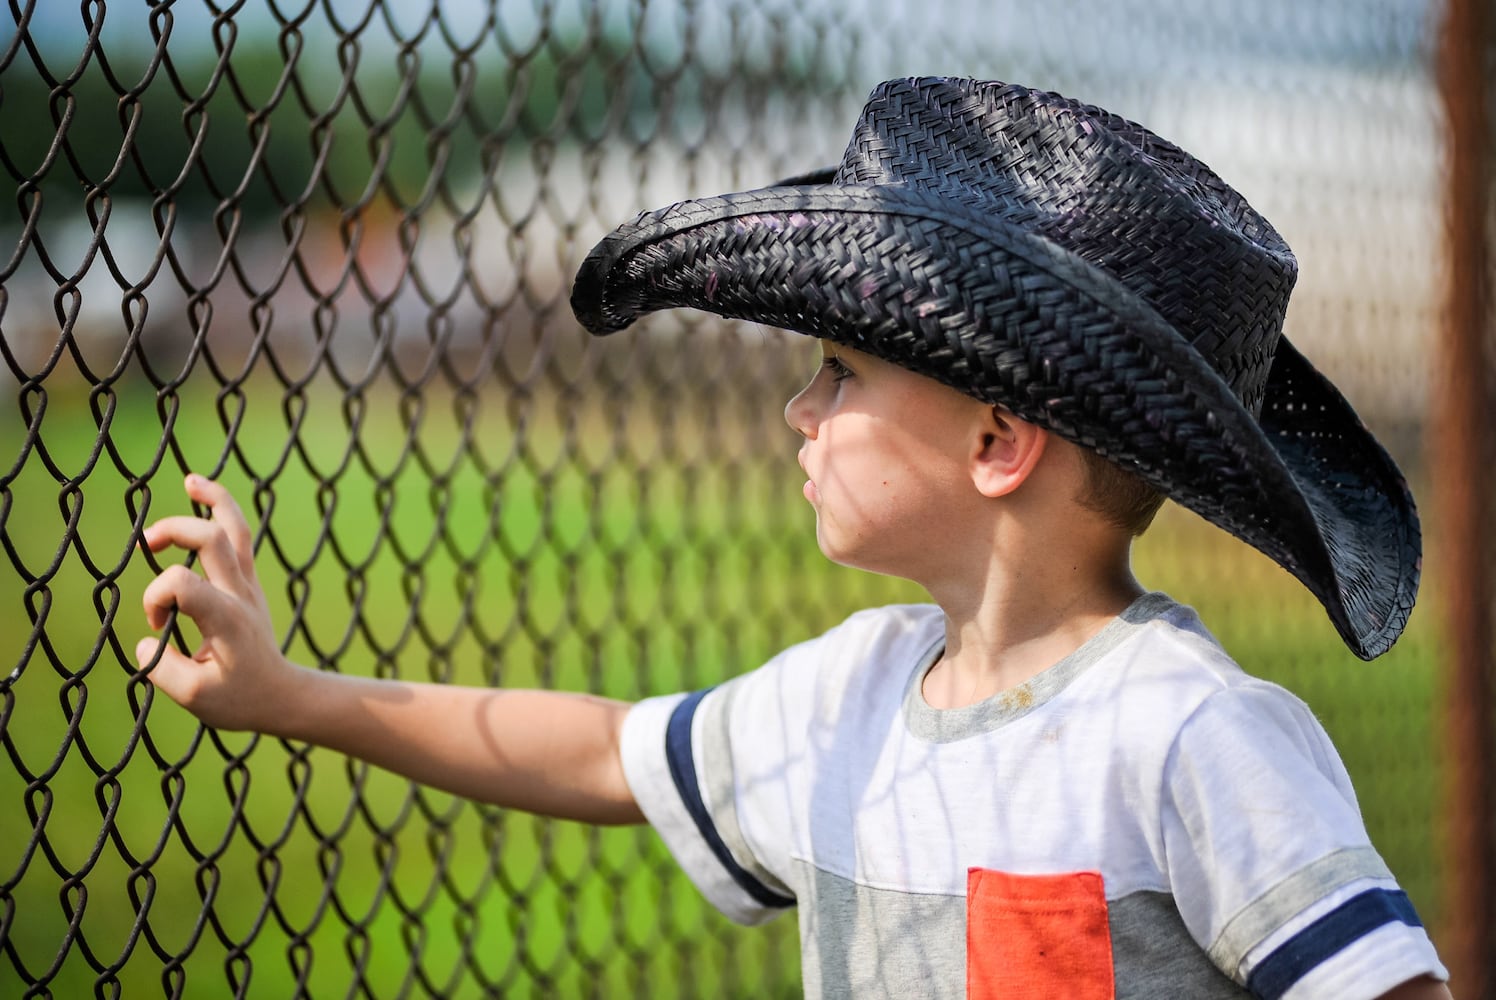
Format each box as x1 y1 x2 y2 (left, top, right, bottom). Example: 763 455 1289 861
183 476 257 578
135 636 162 669
134 637 206 703
134 635 179 673
143 516 249 595
142 564 230 634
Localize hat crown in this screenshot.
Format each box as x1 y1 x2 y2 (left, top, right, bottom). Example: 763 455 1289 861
835 77 1298 413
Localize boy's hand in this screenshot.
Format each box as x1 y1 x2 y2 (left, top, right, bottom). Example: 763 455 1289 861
135 475 640 823
136 474 294 732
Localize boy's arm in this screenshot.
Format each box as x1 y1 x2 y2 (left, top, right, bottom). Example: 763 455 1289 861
136 475 643 826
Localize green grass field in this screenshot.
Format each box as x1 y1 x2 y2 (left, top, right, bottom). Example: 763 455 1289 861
1 365 1448 998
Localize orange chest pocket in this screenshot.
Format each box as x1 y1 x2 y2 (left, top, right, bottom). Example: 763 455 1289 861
966 868 1115 1000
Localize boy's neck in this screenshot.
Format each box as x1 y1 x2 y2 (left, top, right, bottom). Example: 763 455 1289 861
920 543 1144 711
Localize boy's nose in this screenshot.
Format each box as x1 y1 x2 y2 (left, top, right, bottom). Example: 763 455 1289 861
784 384 817 439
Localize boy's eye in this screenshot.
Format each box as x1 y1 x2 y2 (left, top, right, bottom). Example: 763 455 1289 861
822 355 854 381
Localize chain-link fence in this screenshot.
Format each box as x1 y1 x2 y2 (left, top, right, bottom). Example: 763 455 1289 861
2 0 1488 996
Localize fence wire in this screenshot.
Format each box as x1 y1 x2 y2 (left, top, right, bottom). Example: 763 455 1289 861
0 0 1473 997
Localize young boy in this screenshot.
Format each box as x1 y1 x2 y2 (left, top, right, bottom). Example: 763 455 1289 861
138 78 1450 998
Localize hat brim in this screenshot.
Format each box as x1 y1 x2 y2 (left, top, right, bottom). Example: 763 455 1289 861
572 184 1420 659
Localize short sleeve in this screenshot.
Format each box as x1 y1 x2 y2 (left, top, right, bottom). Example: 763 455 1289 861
616 604 945 929
1160 685 1447 999
619 685 797 925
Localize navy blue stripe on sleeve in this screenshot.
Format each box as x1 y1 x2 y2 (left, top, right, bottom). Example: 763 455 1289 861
664 688 795 910
1246 888 1423 1000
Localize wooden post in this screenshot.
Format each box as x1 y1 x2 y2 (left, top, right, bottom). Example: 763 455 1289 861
1435 0 1494 994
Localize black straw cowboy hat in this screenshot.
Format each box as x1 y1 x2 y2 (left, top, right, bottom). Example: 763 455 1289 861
570 76 1420 660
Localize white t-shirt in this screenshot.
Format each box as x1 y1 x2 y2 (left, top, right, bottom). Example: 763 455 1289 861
620 593 1447 999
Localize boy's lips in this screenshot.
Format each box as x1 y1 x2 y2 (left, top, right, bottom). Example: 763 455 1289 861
798 454 818 503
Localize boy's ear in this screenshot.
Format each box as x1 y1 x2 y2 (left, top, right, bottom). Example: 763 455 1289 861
970 405 1049 498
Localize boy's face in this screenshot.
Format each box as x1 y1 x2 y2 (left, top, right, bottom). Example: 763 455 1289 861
784 340 990 579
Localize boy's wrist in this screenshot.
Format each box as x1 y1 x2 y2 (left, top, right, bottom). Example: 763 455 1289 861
252 655 325 742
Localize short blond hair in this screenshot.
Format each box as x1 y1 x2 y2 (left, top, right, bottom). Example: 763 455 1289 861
1076 448 1167 537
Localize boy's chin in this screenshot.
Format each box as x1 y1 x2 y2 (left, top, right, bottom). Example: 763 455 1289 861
814 530 859 571
814 529 903 581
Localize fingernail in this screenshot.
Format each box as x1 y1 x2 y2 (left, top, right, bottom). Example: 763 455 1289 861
185 473 200 487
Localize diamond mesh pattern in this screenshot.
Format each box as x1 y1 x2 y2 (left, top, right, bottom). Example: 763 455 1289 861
0 1 1462 996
